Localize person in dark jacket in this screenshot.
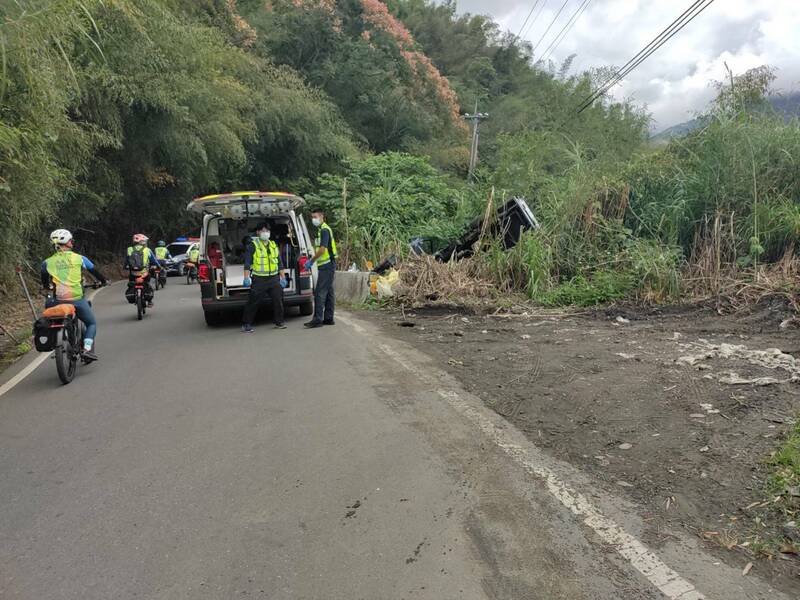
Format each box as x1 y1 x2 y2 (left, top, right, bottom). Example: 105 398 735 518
304 209 337 328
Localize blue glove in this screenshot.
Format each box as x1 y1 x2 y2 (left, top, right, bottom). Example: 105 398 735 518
305 259 315 271
243 276 252 288
279 277 288 289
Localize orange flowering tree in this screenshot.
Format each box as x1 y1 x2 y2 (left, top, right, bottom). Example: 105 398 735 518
237 0 466 151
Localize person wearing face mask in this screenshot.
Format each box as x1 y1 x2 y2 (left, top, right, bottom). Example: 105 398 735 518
304 209 337 328
241 222 288 333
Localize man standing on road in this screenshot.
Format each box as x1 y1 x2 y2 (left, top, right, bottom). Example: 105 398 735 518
241 222 288 333
304 209 336 329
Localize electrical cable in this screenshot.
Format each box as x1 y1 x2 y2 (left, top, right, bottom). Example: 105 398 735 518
513 0 544 46
577 0 716 113
520 0 550 44
540 0 592 63
576 0 706 107
531 0 572 55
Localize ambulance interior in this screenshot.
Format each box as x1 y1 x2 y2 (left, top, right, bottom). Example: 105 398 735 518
204 216 302 293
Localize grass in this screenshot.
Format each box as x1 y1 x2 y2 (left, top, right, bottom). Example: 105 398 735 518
768 421 800 497
737 420 800 558
0 327 32 373
342 296 390 311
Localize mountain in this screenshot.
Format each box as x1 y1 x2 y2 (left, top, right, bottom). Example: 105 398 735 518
651 92 800 143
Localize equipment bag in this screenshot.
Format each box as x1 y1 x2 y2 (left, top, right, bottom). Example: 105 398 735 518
124 283 137 304
33 318 58 352
128 248 146 271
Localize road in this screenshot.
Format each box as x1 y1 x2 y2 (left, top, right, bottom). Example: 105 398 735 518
0 282 790 599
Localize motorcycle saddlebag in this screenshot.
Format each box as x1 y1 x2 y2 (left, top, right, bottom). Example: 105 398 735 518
124 283 137 304
33 317 58 352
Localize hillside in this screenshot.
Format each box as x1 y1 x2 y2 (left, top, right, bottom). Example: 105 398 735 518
652 91 800 141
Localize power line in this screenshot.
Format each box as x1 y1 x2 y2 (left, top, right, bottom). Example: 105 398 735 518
577 0 716 113
531 0 571 55
513 0 544 46
577 0 705 106
520 0 550 45
579 0 715 112
540 0 592 63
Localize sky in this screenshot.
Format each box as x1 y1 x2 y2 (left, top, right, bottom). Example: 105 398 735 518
450 0 800 131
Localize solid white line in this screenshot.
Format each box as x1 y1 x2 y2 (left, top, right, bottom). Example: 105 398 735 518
0 283 113 399
0 352 52 398
376 342 707 600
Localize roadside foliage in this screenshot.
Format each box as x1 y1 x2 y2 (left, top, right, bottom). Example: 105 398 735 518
1 0 798 308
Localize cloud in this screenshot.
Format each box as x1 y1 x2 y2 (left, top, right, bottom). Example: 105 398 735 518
449 0 800 130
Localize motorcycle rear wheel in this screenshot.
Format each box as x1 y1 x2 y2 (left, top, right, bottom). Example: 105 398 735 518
54 329 77 384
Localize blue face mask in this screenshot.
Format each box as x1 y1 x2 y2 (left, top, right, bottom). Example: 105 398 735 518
259 231 270 241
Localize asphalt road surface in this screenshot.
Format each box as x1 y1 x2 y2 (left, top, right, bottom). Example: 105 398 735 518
0 282 790 599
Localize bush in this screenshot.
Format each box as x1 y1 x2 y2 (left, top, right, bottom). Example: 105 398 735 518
306 152 482 266
541 270 634 306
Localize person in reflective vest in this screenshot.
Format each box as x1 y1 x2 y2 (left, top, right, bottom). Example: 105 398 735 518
125 234 161 307
40 229 108 361
303 209 337 328
155 241 172 261
241 222 288 333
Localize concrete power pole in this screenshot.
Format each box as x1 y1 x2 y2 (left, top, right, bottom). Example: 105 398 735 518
463 105 488 180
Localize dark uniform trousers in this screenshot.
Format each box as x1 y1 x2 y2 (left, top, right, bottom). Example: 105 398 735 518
242 274 284 326
313 264 335 323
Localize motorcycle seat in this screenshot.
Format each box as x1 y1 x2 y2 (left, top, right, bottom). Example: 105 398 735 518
42 304 76 318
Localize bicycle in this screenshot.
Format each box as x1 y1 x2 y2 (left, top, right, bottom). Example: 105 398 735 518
133 274 148 320
153 266 166 290
33 283 103 385
185 262 198 285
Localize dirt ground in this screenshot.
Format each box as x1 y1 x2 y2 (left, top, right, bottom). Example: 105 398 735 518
361 299 800 590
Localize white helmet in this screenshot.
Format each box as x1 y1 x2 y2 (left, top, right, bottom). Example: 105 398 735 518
50 229 73 246
132 233 148 244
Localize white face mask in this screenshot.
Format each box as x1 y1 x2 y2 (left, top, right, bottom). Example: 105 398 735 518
311 217 321 227
259 231 270 241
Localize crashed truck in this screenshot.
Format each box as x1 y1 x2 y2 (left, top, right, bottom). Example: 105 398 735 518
409 196 539 263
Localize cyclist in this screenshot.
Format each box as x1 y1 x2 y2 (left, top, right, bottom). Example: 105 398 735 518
186 244 200 280
125 234 161 307
40 229 108 361
155 240 172 261
153 240 170 286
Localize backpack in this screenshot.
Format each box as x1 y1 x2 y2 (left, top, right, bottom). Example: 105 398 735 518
128 247 146 271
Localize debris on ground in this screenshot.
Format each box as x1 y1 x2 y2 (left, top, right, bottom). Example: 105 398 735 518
363 300 800 592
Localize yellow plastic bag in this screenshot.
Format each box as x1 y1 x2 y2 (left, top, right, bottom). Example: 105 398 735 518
376 269 399 298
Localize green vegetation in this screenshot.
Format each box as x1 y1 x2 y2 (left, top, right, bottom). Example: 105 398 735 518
768 421 800 497
1 0 798 310
307 152 481 266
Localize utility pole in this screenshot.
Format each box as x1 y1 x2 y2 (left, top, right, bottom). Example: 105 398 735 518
463 103 488 180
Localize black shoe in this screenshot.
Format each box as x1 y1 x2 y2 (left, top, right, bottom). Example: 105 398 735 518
82 350 99 362
323 320 335 326
147 301 154 307
304 321 323 328
274 323 287 330
242 324 255 333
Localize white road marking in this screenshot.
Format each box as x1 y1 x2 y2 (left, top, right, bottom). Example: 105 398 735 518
0 283 114 398
0 352 52 398
375 341 707 600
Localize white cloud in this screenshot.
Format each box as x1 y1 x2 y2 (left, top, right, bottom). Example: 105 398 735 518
450 0 800 130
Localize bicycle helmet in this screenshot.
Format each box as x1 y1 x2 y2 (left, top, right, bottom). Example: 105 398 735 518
50 229 73 246
157 240 166 247
132 233 148 244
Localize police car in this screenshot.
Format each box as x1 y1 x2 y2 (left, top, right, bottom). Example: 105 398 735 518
164 238 200 276
186 192 317 326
